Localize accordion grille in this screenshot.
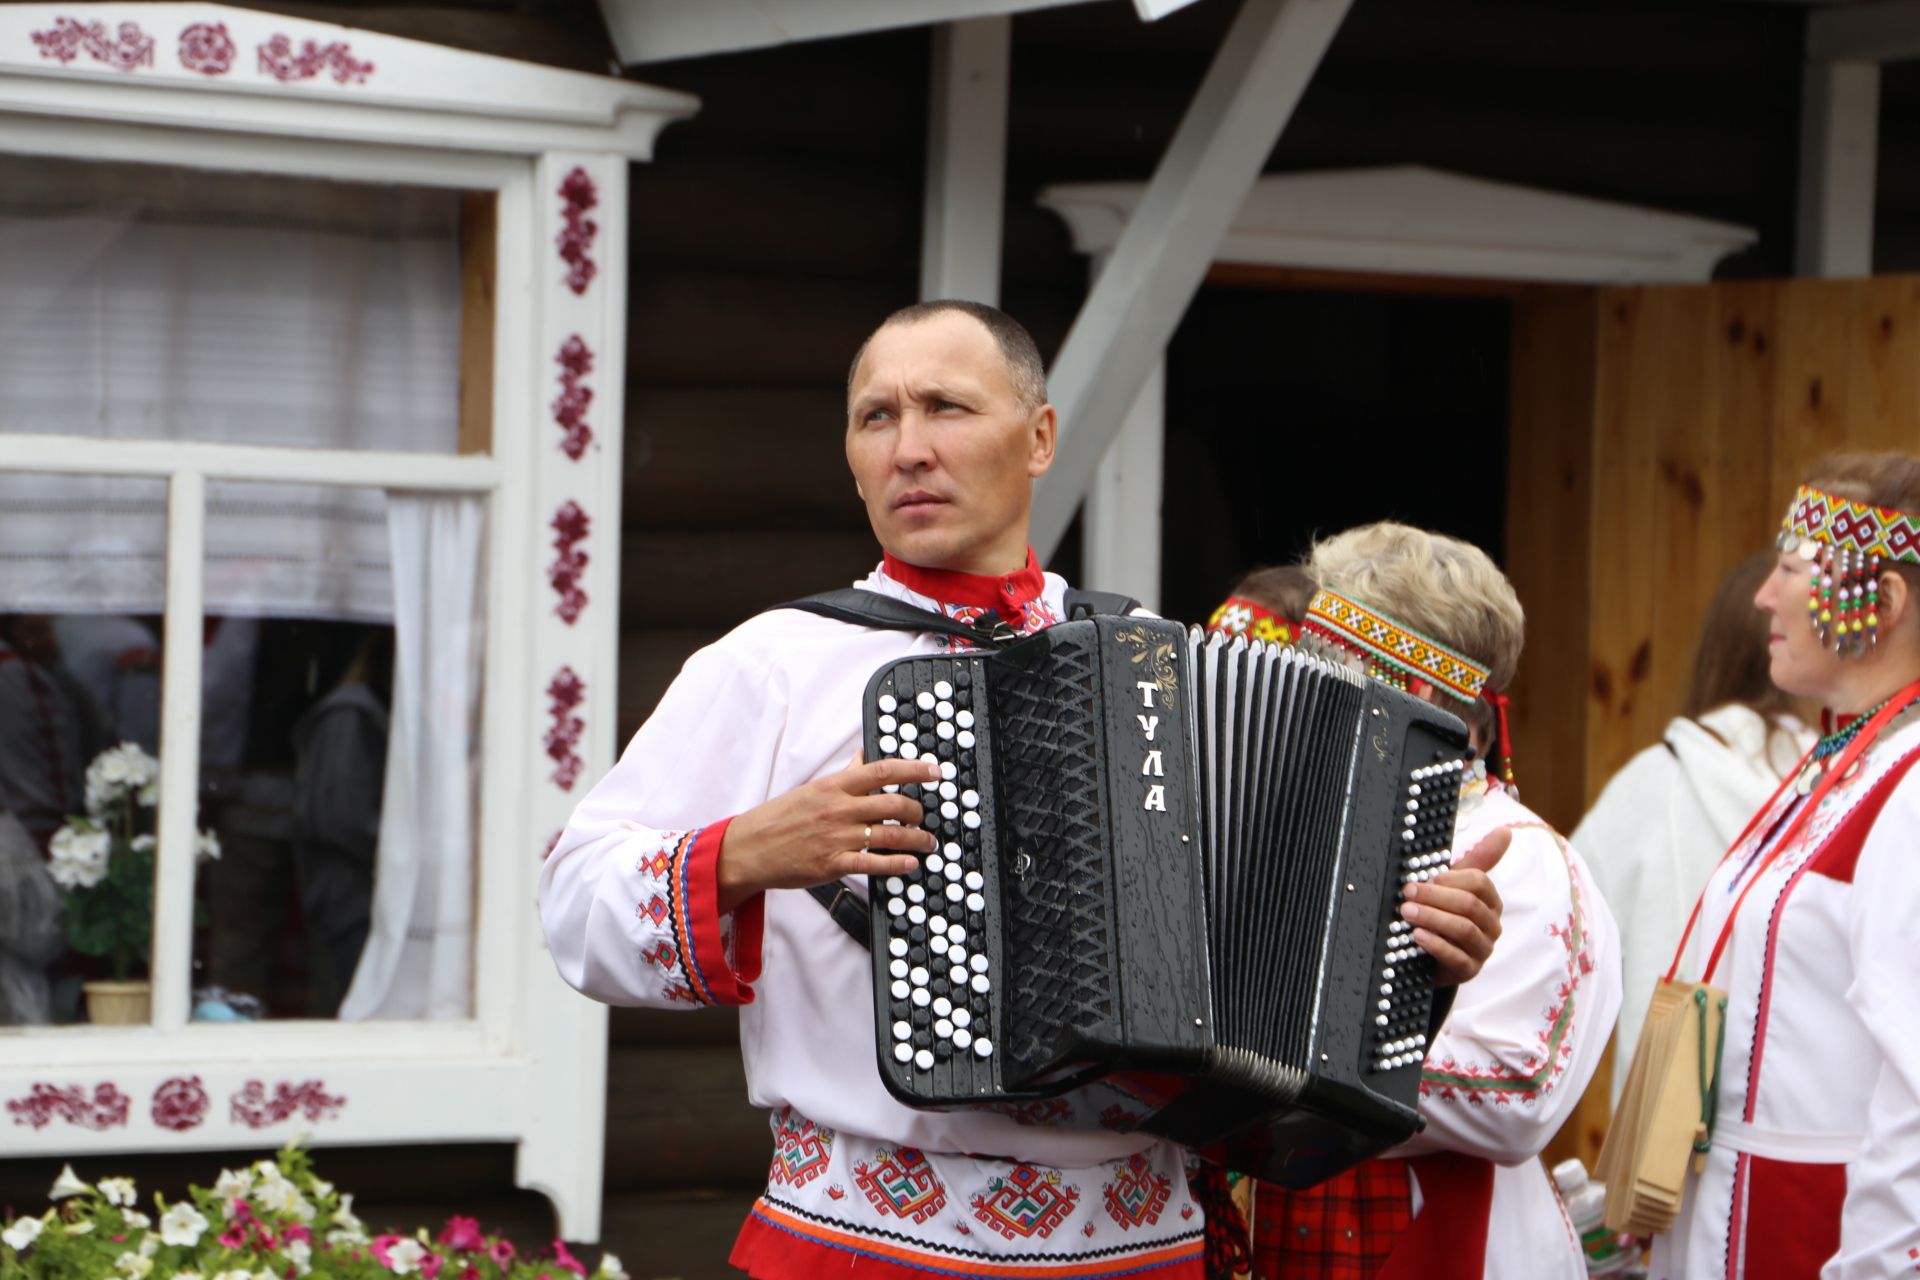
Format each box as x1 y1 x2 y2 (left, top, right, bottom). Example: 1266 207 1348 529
987 628 1120 1079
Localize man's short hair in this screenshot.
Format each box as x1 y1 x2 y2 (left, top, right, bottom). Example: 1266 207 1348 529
847 300 1049 414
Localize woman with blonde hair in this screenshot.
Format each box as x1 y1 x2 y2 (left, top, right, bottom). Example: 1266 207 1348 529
1650 452 1920 1279
1232 522 1622 1280
1573 552 1813 1105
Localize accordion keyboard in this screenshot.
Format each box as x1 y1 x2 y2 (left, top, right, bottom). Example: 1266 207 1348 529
866 657 1003 1098
1369 758 1463 1074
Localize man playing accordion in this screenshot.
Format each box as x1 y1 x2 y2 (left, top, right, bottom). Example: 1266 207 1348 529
539 302 1509 1280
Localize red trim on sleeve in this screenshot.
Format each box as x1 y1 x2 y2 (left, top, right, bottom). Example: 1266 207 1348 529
676 817 763 1005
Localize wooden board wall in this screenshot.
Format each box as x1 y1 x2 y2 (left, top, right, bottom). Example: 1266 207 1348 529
1509 272 1920 1172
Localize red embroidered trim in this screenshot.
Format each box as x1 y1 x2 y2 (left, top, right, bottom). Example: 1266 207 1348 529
1420 823 1589 1101
552 336 595 460
178 22 234 75
557 168 599 296
544 666 586 790
229 1079 345 1128
548 500 590 623
669 820 760 1006
256 34 373 84
31 17 153 71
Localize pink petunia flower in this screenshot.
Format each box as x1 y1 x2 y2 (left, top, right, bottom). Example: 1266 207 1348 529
487 1239 516 1269
371 1234 406 1268
219 1224 250 1250
283 1224 313 1245
421 1253 445 1280
551 1242 587 1277
438 1218 485 1253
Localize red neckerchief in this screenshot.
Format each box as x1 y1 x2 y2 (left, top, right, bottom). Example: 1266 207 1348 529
880 547 1046 626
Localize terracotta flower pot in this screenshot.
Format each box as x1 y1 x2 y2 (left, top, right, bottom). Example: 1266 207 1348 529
83 979 152 1026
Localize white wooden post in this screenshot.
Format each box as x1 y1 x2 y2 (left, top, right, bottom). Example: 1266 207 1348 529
1081 253 1165 609
1032 0 1352 560
1796 59 1880 277
921 15 1011 303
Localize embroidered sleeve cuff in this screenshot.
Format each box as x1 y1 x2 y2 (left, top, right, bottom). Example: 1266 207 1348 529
672 817 763 1005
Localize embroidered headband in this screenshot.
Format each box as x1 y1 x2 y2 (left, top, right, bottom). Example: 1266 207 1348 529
1299 589 1490 704
1206 596 1295 646
1777 483 1920 655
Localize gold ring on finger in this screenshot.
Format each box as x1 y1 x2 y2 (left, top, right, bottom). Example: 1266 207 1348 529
863 825 872 851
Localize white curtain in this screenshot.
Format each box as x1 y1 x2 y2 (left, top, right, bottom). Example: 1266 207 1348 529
0 208 457 620
339 493 484 1021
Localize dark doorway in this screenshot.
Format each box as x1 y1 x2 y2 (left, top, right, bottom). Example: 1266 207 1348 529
1158 283 1513 625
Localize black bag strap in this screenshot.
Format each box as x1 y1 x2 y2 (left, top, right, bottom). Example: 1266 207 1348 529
1062 587 1142 620
807 881 870 947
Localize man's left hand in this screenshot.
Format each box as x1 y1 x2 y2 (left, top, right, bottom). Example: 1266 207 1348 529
1404 826 1508 986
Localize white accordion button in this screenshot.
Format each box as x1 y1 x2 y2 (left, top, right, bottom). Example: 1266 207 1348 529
893 1019 911 1040
946 883 964 903
929 914 948 935
934 680 954 700
933 996 952 1016
900 743 919 760
962 811 981 830
884 876 904 895
889 937 908 958
886 898 905 917
914 1049 934 1071
911 987 931 1007
879 736 898 754
952 1008 971 1028
890 979 909 1000
883 783 900 794
965 871 984 891
937 722 955 740
944 861 963 882
916 691 936 711
961 789 979 809
930 935 949 958
908 905 926 925
909 966 929 986
878 694 897 713
973 1037 993 1058
939 781 958 800
889 959 908 979
934 1018 953 1039
966 891 986 912
879 715 897 733
949 964 968 985
957 710 975 728
936 700 955 720
941 801 959 820
970 954 989 974
899 722 918 742
1376 1014 1389 1027
948 924 967 944
907 884 925 903
971 974 991 995
941 761 958 781
958 731 976 749
953 1027 973 1050
945 841 962 860
926 854 945 875
894 1043 913 1063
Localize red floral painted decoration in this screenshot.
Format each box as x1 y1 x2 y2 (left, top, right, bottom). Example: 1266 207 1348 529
6 1082 132 1130
31 17 154 71
552 336 595 461
177 22 235 76
548 501 591 624
556 168 599 296
151 1075 211 1131
256 34 373 85
229 1079 346 1129
545 666 587 791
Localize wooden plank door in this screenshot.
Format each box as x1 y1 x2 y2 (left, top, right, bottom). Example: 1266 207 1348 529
1506 274 1920 1170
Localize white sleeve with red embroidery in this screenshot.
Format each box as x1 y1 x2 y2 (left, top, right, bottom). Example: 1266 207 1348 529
1828 774 1920 1280
1399 824 1622 1164
537 638 778 1009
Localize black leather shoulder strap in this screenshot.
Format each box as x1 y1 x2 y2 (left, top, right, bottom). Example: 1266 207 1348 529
769 588 1016 647
1062 587 1142 620
807 881 870 950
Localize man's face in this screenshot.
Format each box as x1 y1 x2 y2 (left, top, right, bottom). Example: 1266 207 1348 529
845 313 1056 575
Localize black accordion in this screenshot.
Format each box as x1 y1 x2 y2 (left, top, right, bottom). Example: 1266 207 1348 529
861 616 1469 1185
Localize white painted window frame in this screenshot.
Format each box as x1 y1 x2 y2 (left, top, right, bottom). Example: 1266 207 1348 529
0 5 688 1238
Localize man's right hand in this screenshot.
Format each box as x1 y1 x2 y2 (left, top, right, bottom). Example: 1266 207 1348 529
716 753 941 913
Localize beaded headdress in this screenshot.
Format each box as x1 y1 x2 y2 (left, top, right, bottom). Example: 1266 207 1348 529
1300 589 1490 704
1776 483 1920 656
1206 595 1295 646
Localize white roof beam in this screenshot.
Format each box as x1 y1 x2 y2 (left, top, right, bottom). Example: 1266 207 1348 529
1808 0 1920 62
1032 0 1353 560
1796 59 1880 276
921 16 1011 303
604 0 1087 66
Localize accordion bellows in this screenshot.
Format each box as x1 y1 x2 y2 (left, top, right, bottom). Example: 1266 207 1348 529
862 616 1470 1184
